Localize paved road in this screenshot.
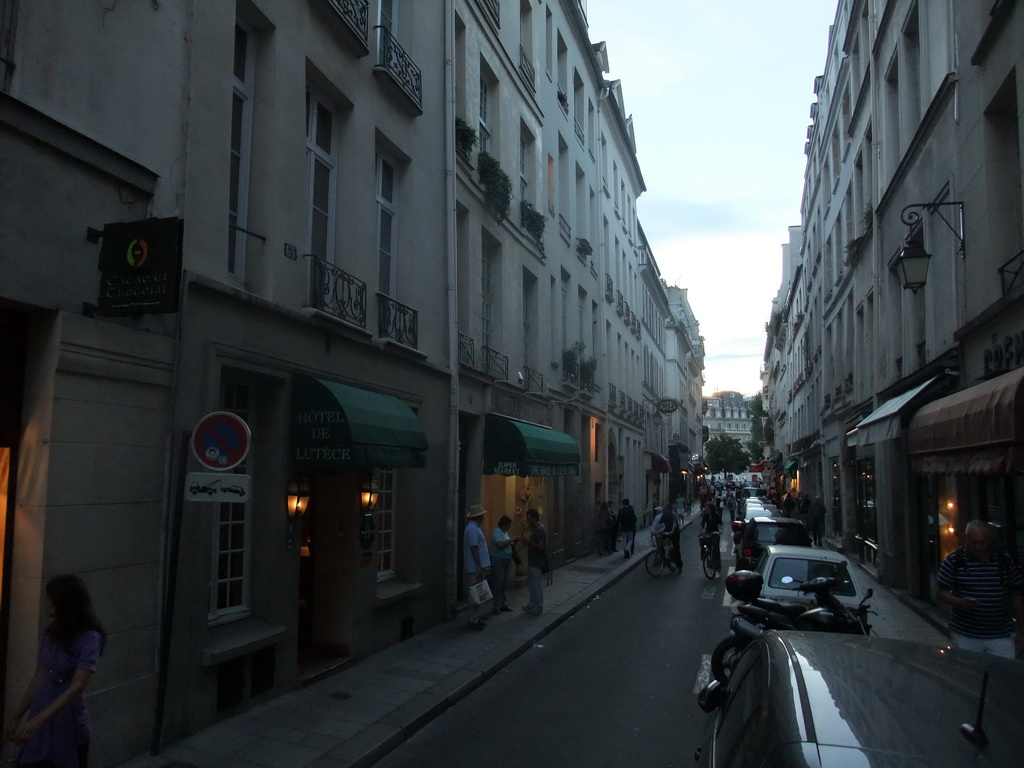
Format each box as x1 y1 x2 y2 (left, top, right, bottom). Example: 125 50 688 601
373 530 736 768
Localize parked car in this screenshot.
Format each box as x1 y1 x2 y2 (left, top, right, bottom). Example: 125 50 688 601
696 631 1024 767
732 516 810 571
737 498 778 521
750 544 863 609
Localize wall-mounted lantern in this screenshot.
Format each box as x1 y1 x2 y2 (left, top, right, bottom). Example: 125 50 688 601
358 473 379 557
897 200 965 292
286 477 310 550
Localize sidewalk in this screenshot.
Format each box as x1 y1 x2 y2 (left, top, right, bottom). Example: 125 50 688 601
120 508 945 768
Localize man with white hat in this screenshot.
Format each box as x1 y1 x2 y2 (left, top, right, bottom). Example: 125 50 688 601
464 504 491 630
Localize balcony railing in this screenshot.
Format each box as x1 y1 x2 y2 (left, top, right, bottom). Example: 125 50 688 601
478 0 500 28
308 255 367 328
605 274 613 302
374 26 422 114
558 213 571 242
458 331 475 367
378 293 418 348
608 382 617 405
483 346 509 379
523 365 544 392
574 117 585 146
519 45 536 91
324 0 369 53
616 290 624 316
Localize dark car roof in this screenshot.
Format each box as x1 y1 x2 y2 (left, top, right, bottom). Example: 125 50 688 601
751 632 1024 765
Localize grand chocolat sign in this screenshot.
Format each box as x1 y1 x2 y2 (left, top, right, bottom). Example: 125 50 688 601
96 217 182 316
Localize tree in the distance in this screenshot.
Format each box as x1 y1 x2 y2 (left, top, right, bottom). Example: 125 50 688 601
704 434 750 475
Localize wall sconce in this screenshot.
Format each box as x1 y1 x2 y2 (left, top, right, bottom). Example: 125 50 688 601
286 477 310 550
652 411 663 426
358 473 379 556
897 200 965 292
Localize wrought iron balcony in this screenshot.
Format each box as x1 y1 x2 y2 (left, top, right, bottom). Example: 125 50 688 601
558 213 571 242
483 346 509 379
478 0 500 28
307 255 367 328
458 331 475 367
322 0 369 55
562 359 579 387
574 117 585 146
374 26 422 115
616 291 624 316
608 383 617 405
519 45 536 91
378 293 418 348
619 391 626 409
605 274 613 302
523 365 544 392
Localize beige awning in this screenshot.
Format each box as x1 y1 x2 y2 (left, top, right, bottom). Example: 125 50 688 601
907 367 1024 474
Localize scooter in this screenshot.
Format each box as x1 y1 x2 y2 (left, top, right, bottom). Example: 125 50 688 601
710 571 874 682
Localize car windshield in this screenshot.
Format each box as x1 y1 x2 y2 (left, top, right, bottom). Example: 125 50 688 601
755 523 810 546
765 557 856 596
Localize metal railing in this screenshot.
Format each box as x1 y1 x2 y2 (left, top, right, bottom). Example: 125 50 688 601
378 293 418 348
326 0 369 46
483 346 509 379
519 45 535 91
375 26 422 111
523 365 544 392
458 331 475 367
307 255 367 328
605 274 614 302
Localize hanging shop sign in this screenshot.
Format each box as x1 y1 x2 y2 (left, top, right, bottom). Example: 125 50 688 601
95 217 182 316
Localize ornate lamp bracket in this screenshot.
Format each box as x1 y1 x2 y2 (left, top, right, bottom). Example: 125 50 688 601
900 201 965 258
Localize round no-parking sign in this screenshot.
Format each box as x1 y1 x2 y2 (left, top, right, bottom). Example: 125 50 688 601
191 411 251 470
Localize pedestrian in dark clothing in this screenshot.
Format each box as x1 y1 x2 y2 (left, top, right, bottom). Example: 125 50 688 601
606 504 619 553
661 506 683 572
617 499 637 558
807 496 826 545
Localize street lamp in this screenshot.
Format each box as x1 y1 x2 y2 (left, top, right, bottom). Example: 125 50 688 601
897 200 965 292
286 477 310 550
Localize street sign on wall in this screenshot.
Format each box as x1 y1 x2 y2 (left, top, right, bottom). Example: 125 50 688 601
185 472 251 502
191 411 251 471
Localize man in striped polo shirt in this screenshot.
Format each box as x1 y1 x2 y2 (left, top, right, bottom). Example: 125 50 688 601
936 519 1024 658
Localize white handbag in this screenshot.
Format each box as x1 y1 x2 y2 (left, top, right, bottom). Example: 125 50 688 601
467 579 493 605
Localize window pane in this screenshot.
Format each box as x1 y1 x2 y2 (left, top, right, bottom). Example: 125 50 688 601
380 161 394 202
229 580 243 606
316 103 332 152
218 554 229 579
233 25 248 82
378 209 393 252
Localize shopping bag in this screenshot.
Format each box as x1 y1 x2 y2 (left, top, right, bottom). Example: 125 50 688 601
467 579 493 605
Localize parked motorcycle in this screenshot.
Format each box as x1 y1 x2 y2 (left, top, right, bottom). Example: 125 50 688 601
710 570 874 682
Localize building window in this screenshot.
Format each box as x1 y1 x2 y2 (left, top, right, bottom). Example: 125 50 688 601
482 238 494 351
376 469 396 580
306 90 337 261
210 382 251 621
377 154 398 296
479 75 491 153
229 22 255 278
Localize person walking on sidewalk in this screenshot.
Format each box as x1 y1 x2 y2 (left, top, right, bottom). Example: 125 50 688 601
489 514 515 614
807 496 826 546
617 499 637 558
522 508 547 615
463 505 491 630
936 519 1024 658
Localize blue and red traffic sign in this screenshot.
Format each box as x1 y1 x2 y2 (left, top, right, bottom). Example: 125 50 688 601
191 411 251 471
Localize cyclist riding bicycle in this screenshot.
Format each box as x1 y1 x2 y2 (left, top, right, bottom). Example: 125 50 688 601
699 502 722 574
652 505 683 573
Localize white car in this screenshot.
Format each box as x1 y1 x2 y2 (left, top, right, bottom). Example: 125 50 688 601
750 544 865 609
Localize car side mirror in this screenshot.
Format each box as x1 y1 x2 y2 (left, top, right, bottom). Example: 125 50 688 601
864 588 874 599
698 679 725 712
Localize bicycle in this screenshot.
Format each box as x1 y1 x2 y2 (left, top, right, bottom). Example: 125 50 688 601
644 533 677 576
699 530 722 579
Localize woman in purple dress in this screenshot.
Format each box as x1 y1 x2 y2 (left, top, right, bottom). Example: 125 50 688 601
4 574 105 768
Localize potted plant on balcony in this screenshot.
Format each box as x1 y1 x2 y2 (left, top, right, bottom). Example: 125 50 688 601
477 151 512 222
521 200 546 247
579 355 598 391
561 341 585 386
455 117 477 162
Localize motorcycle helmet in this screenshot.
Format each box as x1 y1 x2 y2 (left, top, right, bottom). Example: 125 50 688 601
725 570 763 603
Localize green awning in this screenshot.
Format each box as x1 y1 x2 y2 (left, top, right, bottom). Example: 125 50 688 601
784 459 798 475
290 376 427 468
483 414 580 477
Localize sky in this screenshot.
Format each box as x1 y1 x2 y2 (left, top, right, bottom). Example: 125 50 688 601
584 1 838 396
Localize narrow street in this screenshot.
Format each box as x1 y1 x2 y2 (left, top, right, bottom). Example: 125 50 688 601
374 528 732 768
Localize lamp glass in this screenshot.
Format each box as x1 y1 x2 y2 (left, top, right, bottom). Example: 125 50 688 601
898 240 931 291
361 475 380 511
287 479 310 518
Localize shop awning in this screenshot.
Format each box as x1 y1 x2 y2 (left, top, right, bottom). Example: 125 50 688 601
483 414 580 477
854 376 939 446
784 459 798 476
650 453 671 474
908 367 1024 474
290 376 428 468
